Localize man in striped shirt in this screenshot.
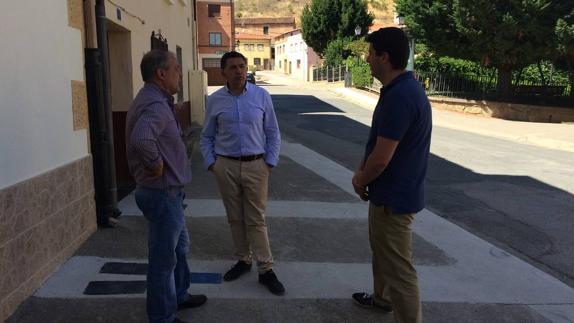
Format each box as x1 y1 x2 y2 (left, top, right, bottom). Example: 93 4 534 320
126 50 206 323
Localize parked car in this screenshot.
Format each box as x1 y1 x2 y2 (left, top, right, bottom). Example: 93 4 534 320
247 71 256 84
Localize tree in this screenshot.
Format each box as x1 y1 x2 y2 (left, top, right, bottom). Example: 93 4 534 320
553 6 574 98
324 37 353 66
395 0 560 99
301 0 373 56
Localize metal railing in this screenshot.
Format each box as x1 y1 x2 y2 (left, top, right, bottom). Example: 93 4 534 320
312 65 346 82
364 70 572 107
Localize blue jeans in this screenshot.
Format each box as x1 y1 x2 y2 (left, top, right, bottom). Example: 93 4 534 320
135 186 191 323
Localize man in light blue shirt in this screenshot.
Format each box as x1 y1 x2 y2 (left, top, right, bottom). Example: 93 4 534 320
200 51 284 295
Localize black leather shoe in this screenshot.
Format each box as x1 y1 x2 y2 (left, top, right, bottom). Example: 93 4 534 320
258 269 285 295
177 293 207 310
223 260 252 281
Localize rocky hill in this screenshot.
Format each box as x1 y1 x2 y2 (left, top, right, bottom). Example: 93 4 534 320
234 0 395 26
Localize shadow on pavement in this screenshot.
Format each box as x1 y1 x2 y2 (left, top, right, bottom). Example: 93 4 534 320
272 94 574 288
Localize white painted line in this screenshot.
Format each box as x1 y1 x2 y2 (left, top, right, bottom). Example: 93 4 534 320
280 140 360 199
415 209 574 304
113 118 574 311
35 257 147 299
120 197 367 219
277 136 574 305
34 256 372 300
35 255 574 305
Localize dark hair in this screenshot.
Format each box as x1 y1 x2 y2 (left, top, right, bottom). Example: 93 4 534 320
220 51 247 69
140 50 172 82
365 27 410 70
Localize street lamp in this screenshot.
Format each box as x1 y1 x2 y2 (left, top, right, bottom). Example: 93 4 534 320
395 14 405 27
354 26 362 37
235 40 240 51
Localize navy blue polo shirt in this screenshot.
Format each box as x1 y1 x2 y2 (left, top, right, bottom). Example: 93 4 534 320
363 71 432 214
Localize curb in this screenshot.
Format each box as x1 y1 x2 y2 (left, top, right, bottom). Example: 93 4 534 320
332 88 574 153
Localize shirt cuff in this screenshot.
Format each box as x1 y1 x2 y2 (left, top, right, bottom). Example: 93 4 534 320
264 155 278 167
204 155 216 171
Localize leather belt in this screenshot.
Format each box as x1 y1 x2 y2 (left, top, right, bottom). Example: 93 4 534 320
218 154 264 162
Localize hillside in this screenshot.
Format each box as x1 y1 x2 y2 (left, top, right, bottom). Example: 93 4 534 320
234 0 395 26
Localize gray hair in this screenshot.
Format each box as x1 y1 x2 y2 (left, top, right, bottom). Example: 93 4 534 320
140 50 173 82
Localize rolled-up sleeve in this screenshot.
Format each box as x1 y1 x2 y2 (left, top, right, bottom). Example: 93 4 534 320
200 96 217 170
263 92 281 166
129 104 166 169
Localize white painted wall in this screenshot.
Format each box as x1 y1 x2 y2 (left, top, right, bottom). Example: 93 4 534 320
274 31 321 81
0 1 88 189
104 0 196 110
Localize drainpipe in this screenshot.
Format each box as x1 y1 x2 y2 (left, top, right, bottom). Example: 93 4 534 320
85 0 120 227
230 0 235 51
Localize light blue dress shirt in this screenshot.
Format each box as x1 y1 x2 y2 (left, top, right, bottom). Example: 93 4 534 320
200 82 281 170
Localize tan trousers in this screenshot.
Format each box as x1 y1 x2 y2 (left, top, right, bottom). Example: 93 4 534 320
369 203 422 323
213 156 273 273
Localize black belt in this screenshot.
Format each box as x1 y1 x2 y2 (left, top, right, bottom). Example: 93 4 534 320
218 154 264 162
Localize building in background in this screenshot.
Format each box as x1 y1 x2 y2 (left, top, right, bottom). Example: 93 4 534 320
197 0 235 85
236 34 272 70
235 17 295 41
235 17 296 70
274 29 321 81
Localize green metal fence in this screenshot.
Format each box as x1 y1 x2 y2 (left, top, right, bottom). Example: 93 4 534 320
365 70 572 107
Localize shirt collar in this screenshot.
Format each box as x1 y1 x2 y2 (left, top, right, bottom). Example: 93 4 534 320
225 81 249 96
144 82 175 106
381 71 413 94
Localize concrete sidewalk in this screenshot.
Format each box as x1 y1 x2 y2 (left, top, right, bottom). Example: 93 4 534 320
258 70 574 153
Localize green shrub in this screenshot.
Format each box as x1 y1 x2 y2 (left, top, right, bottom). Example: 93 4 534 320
351 61 372 88
324 37 353 67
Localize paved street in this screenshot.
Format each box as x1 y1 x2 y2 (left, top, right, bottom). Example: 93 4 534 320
7 74 574 323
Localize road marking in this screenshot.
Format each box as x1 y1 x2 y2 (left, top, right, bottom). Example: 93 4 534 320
35 255 574 305
113 139 574 307
110 122 574 320
119 198 366 219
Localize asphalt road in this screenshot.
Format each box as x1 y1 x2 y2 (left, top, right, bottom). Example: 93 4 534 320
261 79 574 289
7 79 571 323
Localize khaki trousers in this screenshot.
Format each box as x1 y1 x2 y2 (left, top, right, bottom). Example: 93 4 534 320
213 156 273 273
369 203 422 323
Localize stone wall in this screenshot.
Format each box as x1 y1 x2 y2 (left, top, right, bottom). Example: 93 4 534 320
0 156 97 321
429 97 574 123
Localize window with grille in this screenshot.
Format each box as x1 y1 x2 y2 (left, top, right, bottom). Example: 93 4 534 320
254 58 261 65
263 26 269 35
202 58 220 68
209 32 222 46
208 4 220 17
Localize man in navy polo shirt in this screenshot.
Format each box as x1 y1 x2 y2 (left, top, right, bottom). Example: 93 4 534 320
351 28 432 323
